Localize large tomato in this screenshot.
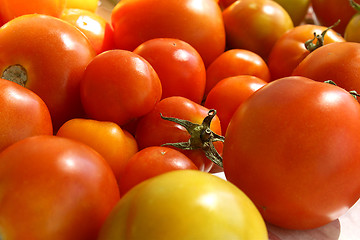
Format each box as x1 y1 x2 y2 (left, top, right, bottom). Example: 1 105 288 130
98 170 268 240
222 0 294 61
80 49 162 126
0 14 96 131
133 38 206 104
56 118 138 186
292 42 360 94
0 135 120 239
111 0 225 67
0 0 66 24
268 24 345 80
135 96 223 172
223 76 360 229
0 78 53 152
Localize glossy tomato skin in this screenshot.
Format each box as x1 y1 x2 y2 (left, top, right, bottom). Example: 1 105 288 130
311 0 357 35
292 42 360 94
80 49 162 126
222 0 294 61
345 13 360 42
204 75 267 134
223 76 360 229
0 78 53 152
135 96 223 172
56 118 138 186
272 0 310 26
205 49 270 95
0 135 120 239
268 24 345 80
111 0 225 67
0 0 66 23
133 38 206 104
0 14 96 131
60 8 115 54
118 146 198 195
98 170 268 240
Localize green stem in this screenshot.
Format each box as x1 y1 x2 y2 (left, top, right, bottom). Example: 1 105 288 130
304 19 340 52
350 0 360 12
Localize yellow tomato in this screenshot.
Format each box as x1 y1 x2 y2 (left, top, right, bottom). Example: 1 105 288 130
98 170 268 240
66 0 99 12
272 0 310 26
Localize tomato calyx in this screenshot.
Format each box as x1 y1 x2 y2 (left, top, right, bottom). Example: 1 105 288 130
349 0 360 12
304 19 340 52
1 64 27 87
325 80 360 99
160 109 224 167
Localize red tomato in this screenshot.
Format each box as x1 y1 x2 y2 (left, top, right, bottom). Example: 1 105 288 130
0 0 66 24
205 49 270 95
0 135 120 239
80 49 162 126
111 0 225 67
222 0 294 61
292 42 360 94
135 96 223 172
56 118 138 186
223 76 360 229
118 146 198 195
311 0 357 35
204 75 267 134
133 38 206 104
268 24 345 80
0 78 53 152
0 14 96 131
60 8 115 54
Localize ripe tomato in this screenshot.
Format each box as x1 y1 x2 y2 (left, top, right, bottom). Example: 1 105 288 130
80 49 162 126
204 75 267 134
292 42 360 94
311 0 357 35
133 38 206 104
111 0 225 67
268 24 345 80
0 78 52 152
0 0 66 24
222 0 294 61
223 76 360 229
98 170 268 240
205 49 270 96
0 14 96 131
118 146 197 195
56 118 138 186
135 96 223 172
60 8 115 54
66 0 99 12
0 135 120 239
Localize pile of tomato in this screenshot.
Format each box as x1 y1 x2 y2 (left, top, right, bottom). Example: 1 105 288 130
1 0 360 239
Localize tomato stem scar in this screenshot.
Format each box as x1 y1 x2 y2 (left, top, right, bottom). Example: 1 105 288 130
1 64 28 87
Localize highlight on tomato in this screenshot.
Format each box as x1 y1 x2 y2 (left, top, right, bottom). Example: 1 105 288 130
223 76 360 229
98 170 268 240
0 78 53 152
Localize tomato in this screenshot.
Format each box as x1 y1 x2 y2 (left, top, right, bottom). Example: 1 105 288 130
292 42 360 94
204 75 267 134
56 118 138 187
133 38 206 104
0 78 52 152
0 0 66 24
0 135 120 239
135 96 223 172
222 0 294 61
66 0 99 12
311 0 357 35
272 0 311 26
60 8 115 54
0 14 96 131
98 170 268 240
111 0 225 67
118 146 197 195
223 76 360 229
80 49 162 126
205 49 270 96
268 24 345 80
344 0 360 42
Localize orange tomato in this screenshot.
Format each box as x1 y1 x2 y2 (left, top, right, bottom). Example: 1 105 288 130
66 0 99 12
